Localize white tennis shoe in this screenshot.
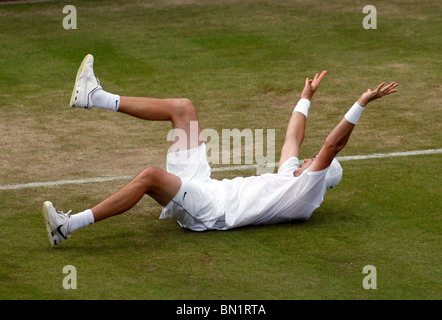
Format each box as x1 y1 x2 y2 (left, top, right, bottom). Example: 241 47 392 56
70 54 101 109
42 201 71 248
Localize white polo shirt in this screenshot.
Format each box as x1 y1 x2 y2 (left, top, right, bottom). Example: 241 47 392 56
160 144 328 231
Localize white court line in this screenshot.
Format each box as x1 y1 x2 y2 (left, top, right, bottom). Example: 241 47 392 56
1 148 441 191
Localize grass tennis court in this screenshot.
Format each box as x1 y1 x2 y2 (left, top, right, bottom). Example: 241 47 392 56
0 0 440 300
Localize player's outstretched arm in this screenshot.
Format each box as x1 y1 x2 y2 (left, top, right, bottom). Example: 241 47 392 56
309 82 399 173
278 71 327 169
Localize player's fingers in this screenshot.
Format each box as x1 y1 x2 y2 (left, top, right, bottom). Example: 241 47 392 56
316 70 327 83
382 82 399 94
383 82 396 91
385 89 398 96
375 82 386 92
387 83 399 93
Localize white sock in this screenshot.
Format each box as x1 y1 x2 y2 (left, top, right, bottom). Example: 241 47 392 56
68 209 95 234
91 88 120 111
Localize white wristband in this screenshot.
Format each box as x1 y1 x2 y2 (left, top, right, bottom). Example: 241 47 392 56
293 99 311 118
344 102 365 124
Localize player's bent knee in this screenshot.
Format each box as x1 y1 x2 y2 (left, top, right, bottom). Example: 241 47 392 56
136 166 164 190
172 98 197 120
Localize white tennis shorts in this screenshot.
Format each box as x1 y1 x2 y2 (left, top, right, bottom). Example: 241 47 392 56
159 143 226 231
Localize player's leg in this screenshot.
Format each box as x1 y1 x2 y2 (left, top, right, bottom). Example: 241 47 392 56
42 167 181 248
42 55 203 247
91 166 181 222
118 96 203 150
71 54 203 150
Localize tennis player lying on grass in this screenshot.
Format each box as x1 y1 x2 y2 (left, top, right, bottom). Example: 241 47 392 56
42 54 399 247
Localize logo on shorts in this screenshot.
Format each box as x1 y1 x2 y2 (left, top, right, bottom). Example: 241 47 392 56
183 192 187 201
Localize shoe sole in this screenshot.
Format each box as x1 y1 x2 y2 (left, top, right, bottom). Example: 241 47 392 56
70 54 93 108
42 201 57 248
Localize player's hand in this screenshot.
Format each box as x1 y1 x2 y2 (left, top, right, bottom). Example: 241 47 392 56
357 82 399 107
300 70 327 100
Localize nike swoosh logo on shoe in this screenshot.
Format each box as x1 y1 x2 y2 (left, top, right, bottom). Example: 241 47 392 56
57 225 68 239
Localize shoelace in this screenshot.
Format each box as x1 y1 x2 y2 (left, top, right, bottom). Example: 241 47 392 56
55 209 72 217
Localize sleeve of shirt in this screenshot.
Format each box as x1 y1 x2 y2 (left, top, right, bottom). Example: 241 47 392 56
277 157 299 177
293 168 328 206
